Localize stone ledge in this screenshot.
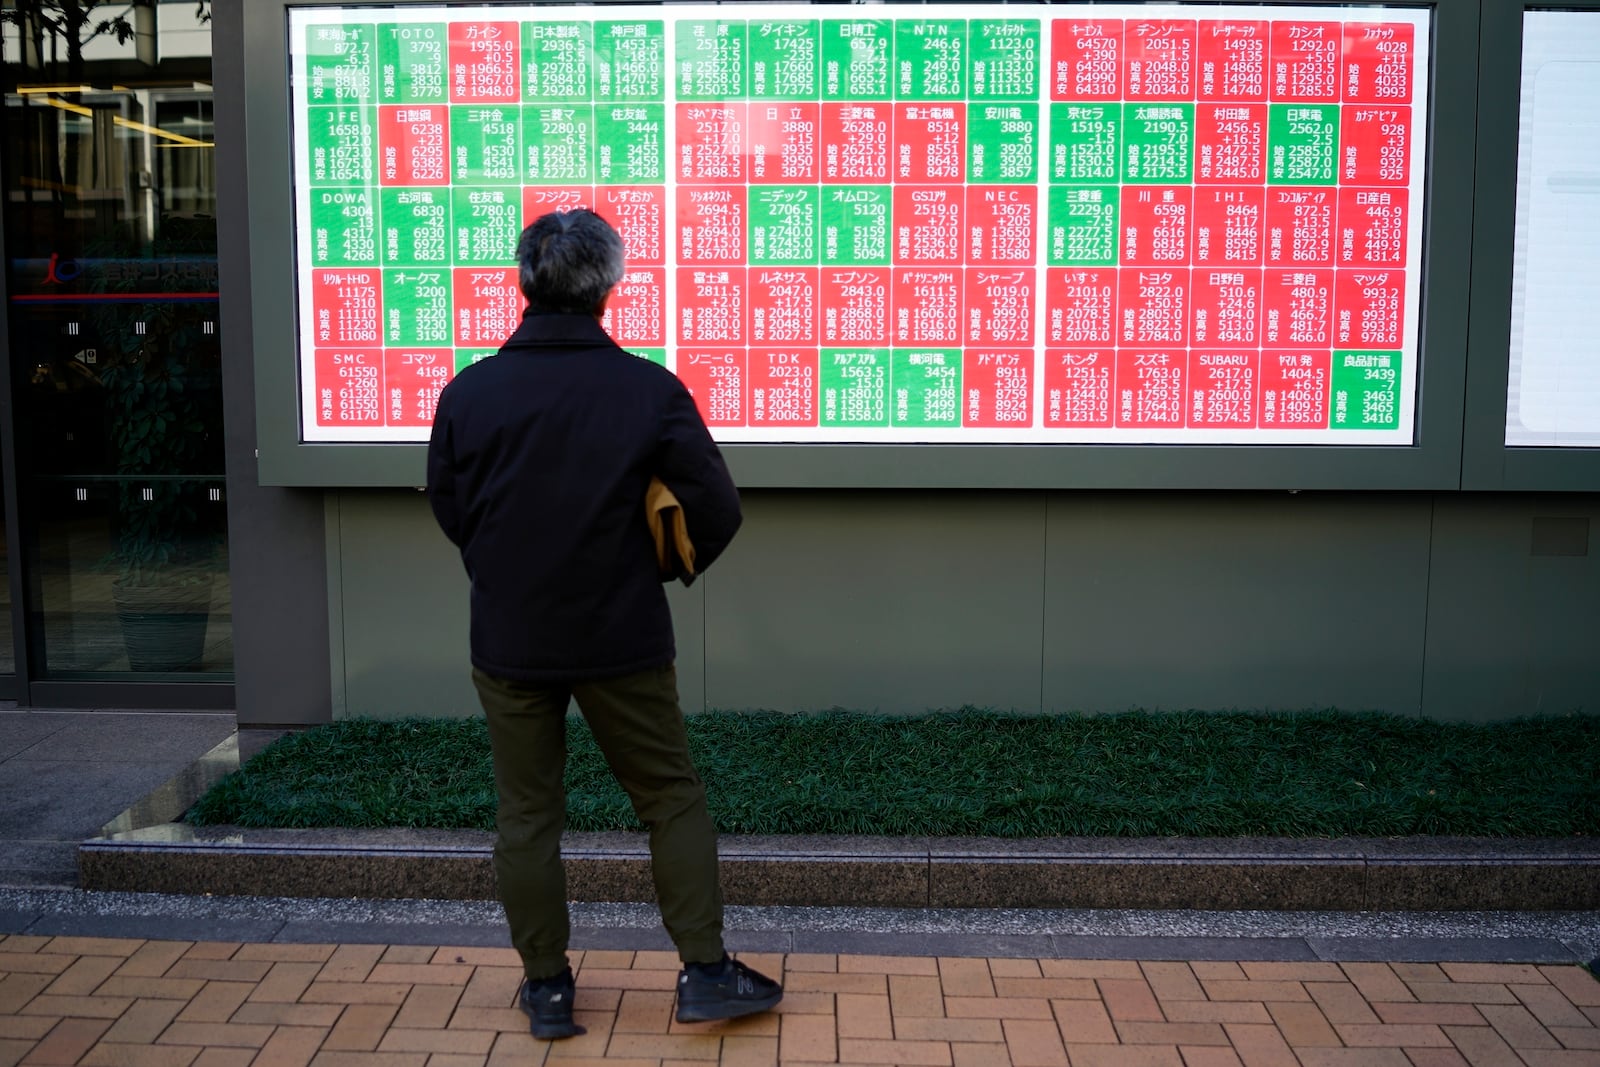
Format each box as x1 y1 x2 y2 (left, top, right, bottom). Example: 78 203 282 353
78 827 1600 910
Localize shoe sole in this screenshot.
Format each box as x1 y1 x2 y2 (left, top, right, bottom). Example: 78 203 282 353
520 1001 587 1041
675 991 783 1024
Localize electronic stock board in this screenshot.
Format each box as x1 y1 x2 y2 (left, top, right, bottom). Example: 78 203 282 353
289 4 1430 447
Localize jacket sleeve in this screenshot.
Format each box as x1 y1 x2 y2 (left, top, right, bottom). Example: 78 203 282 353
425 394 464 548
657 381 742 574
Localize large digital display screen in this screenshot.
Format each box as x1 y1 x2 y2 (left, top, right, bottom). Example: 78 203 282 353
1506 11 1600 448
289 4 1429 445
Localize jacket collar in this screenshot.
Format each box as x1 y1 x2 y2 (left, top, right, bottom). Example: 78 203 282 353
501 312 618 352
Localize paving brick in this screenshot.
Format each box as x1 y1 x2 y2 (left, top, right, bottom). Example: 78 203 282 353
612 989 674 1034
993 978 1097 1000
1115 1021 1231 1047
667 1010 778 1038
1041 961 1145 981
392 985 462 1031
1099 979 1164 1021
611 1032 724 1059
836 993 892 1039
946 997 1053 1021
231 1003 345 1028
1266 1001 1341 1047
721 1034 778 1067
1551 1028 1600 1050
0 1018 53 1041
235 945 336 963
367 965 472 987
1513 1052 1600 1067
1440 1025 1523 1067
318 946 386 984
1242 963 1346 983
576 950 634 970
165 960 273 984
484 1031 545 1067
419 1055 483 1067
1064 1044 1185 1067
180 945 240 962
102 998 184 1044
1052 995 1118 1043
1309 984 1383 1025
783 955 837 973
1202 980 1311 1003
1162 1002 1273 1025
380 947 434 965
190 1051 254 1067
79 1043 201 1066
1342 966 1416 1005
156 1022 275 1049
0 1037 30 1067
771 991 833 1015
990 960 1042 979
324 1004 402 1052
251 1025 330 1067
1223 1022 1300 1067
429 949 519 969
1539 968 1600 1008
952 1042 1012 1067
625 950 678 971
250 962 325 1004
1143 962 1205 1002
458 967 521 1010
301 983 413 1006
938 958 994 998
1191 964 1247 982
1586 1008 1600 1027
303 1053 427 1066
47 953 126 998
780 1011 836 1062
444 1008 523 1034
1478 1004 1560 1049
18 995 133 1019
1 937 50 954
21 1017 112 1065
177 981 253 1023
841 955 939 976
889 974 945 1019
0 973 54 1015
1000 1017 1068 1067
1441 966 1549 986
1401 1050 1470 1067
1392 966 1448 984
562 968 675 992
377 1029 494 1055
0 955 72 976
1372 1003 1486 1026
1178 1048 1244 1067
1295 1051 1412 1067
1336 1024 1452 1047
1513 985 1594 1029
1406 985 1518 1006
532 1008 609 1057
838 1037 954 1065
43 938 142 958
94 977 205 1001
894 1017 1004 1043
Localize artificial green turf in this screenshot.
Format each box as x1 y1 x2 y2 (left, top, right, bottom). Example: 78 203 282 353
186 710 1600 837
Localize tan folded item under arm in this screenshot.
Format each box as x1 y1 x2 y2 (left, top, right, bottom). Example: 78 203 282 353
646 476 697 580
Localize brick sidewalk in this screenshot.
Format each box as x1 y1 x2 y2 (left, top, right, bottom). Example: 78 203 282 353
1 935 1597 1066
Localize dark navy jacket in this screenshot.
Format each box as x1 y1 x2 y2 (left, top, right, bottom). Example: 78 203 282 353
426 313 741 682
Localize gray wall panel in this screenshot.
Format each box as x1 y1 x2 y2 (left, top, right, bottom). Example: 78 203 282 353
704 492 1047 713
1041 493 1433 714
1422 495 1600 720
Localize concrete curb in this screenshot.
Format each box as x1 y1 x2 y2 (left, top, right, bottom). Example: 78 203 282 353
79 826 1600 910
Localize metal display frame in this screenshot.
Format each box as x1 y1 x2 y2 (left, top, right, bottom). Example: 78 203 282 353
1461 0 1600 491
246 0 1477 489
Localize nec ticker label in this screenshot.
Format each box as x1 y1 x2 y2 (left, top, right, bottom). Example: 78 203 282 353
289 4 1428 444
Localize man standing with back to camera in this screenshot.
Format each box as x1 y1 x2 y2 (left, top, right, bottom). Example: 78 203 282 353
426 209 781 1040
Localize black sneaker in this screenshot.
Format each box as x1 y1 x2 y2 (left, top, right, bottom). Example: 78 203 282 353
674 955 783 1023
518 968 586 1040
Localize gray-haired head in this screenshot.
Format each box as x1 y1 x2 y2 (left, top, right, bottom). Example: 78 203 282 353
515 209 626 315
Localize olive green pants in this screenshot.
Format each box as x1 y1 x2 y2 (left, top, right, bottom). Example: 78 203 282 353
471 664 726 981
